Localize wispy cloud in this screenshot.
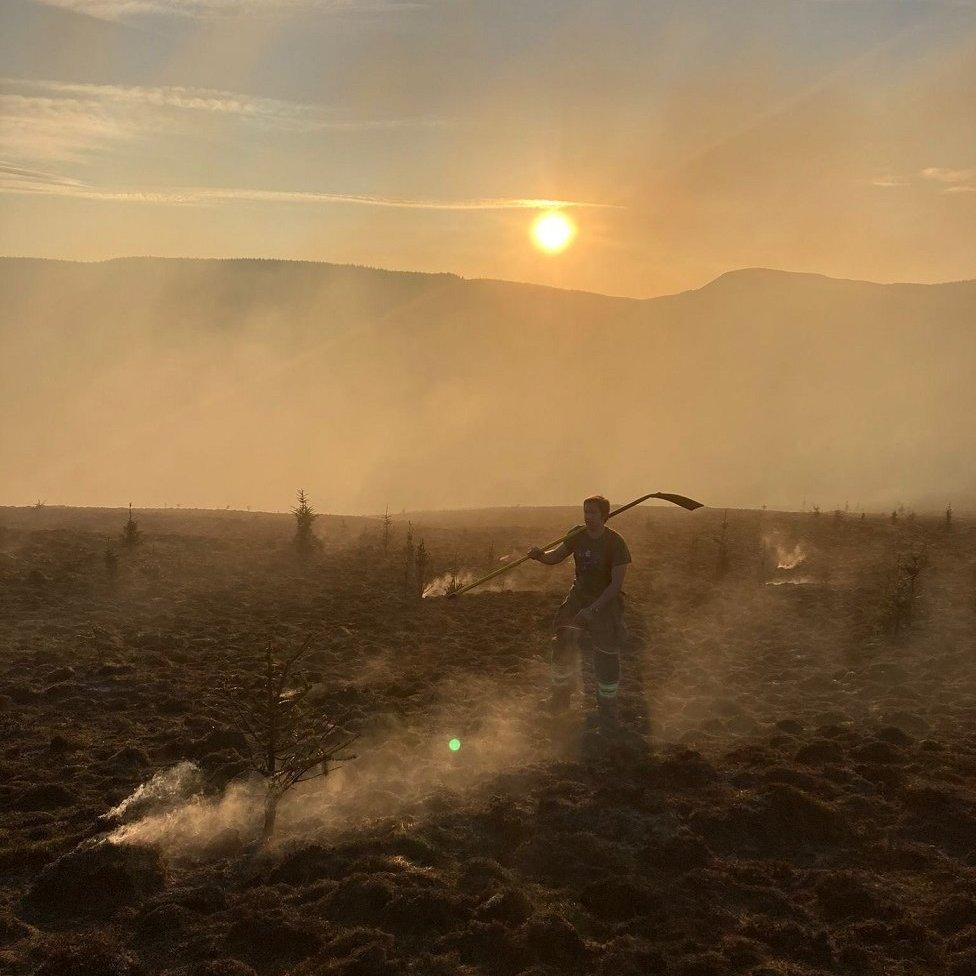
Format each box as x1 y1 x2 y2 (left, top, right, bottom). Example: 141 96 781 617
921 165 976 194
0 162 87 188
0 169 613 211
0 91 137 163
0 77 608 214
921 166 976 184
871 177 908 188
0 78 445 162
34 0 426 21
0 78 448 176
1 78 347 122
871 167 976 193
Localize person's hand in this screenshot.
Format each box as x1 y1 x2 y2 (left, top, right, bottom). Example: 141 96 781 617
527 546 544 562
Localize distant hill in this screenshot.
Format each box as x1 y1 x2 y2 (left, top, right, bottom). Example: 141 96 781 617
2 256 974 513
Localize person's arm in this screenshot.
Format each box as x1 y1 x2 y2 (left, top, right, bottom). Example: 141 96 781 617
582 563 628 614
528 540 573 565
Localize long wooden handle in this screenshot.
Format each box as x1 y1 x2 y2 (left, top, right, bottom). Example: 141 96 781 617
445 525 587 598
445 491 698 598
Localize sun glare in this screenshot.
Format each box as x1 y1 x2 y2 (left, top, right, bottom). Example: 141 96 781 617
531 211 576 253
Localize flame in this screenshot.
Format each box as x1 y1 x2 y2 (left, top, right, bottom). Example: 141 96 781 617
776 542 807 570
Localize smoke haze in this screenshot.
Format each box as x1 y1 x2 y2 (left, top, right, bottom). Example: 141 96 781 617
2 257 974 515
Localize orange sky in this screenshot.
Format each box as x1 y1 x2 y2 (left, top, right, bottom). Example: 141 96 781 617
1 0 975 297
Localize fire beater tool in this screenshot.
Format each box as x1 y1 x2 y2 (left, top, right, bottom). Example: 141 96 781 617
445 491 703 599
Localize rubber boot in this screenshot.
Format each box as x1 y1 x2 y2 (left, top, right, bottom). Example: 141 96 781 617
547 685 571 718
597 696 619 736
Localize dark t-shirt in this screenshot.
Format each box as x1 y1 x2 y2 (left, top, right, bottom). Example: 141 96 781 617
564 526 631 601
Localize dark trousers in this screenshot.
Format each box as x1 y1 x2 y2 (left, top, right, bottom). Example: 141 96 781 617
550 586 627 702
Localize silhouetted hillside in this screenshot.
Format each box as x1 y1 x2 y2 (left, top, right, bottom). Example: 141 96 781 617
2 257 974 513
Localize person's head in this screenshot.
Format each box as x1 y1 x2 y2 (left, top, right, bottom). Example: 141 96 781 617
583 495 610 530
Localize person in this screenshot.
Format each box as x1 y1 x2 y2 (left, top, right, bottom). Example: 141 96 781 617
528 494 631 734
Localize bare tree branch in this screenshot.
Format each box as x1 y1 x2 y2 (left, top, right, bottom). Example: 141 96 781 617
212 634 358 844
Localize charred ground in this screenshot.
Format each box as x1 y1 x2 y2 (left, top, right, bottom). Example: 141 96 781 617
1 504 975 976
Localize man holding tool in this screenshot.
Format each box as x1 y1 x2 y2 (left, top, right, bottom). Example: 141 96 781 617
529 495 631 735
446 490 701 734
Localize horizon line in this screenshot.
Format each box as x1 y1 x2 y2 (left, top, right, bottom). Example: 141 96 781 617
2 253 975 302
1 501 970 518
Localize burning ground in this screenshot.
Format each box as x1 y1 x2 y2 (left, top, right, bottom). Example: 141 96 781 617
2 505 976 975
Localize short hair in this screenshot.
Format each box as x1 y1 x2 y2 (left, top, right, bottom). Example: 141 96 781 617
583 495 610 521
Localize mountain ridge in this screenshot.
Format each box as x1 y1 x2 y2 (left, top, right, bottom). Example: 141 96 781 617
2 253 974 512
3 254 973 303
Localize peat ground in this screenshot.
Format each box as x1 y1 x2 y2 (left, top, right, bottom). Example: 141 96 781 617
1 504 975 975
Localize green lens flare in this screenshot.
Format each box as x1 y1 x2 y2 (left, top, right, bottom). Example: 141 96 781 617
448 738 461 752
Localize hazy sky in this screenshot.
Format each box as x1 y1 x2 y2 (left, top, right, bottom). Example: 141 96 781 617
2 0 975 296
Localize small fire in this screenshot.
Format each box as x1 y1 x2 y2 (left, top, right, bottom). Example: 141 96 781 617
776 543 807 570
766 575 815 586
422 571 476 598
422 565 540 598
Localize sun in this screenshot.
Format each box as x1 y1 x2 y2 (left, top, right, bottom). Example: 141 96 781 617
531 210 576 253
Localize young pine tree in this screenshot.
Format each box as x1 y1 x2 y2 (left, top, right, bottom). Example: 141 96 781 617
445 552 463 597
213 638 356 843
121 503 142 549
292 490 320 557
